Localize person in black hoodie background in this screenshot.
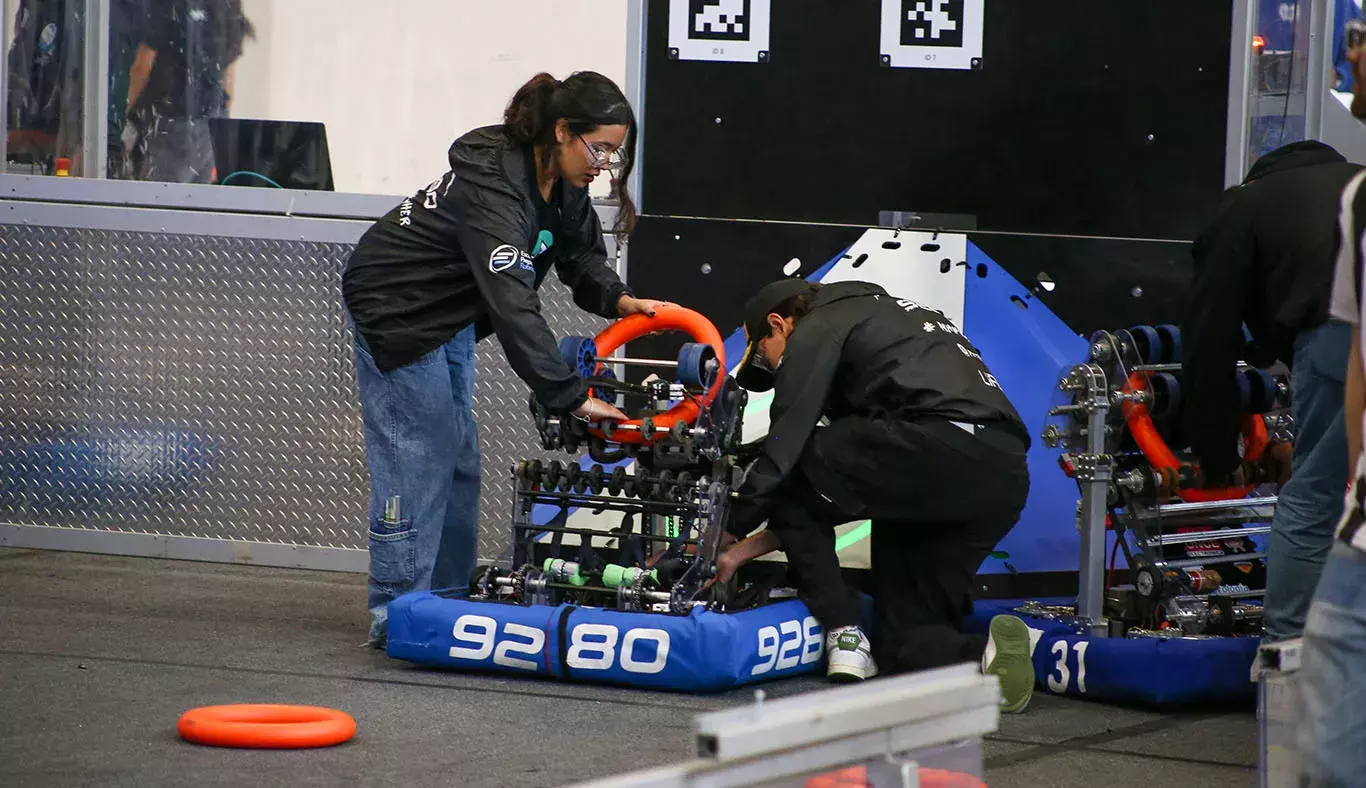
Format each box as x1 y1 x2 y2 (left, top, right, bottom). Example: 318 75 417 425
1183 140 1365 648
715 278 1036 712
342 71 668 646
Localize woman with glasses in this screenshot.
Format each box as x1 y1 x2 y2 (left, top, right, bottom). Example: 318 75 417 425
342 71 668 646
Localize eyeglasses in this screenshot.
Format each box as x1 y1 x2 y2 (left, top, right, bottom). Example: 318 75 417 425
580 136 629 174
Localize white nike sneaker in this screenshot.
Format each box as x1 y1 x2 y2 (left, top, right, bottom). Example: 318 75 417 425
826 625 878 682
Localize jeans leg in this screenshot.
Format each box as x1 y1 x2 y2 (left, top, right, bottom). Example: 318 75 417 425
1265 321 1352 643
431 325 481 594
1298 544 1366 787
353 334 460 641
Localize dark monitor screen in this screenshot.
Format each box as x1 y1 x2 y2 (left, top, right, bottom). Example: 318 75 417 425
209 118 334 191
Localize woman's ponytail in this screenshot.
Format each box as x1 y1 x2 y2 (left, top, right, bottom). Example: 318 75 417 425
504 73 561 145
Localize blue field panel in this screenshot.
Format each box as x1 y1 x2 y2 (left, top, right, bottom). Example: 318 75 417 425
967 599 1259 705
387 592 825 692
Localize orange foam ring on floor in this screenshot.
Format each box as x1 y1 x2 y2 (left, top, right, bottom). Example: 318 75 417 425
178 704 357 749
805 766 987 788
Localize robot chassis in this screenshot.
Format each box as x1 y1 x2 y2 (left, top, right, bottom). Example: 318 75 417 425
470 310 754 616
1038 325 1293 639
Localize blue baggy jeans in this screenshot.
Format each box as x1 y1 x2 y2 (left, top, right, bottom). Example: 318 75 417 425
1263 320 1352 643
353 325 481 642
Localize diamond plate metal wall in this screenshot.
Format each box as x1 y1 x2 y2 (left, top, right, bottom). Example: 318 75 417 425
0 224 606 561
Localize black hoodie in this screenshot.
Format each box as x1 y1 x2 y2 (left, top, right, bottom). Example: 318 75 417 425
738 281 1028 499
1185 141 1363 481
342 126 631 412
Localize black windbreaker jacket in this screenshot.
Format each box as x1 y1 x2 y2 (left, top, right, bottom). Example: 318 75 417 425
738 281 1028 499
1184 141 1363 481
342 126 631 412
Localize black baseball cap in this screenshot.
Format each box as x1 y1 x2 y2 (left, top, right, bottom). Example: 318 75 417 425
732 278 820 392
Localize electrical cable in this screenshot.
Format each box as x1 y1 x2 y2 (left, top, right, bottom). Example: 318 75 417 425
219 170 285 189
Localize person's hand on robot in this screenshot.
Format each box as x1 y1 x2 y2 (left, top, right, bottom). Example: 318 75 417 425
710 529 783 586
1216 440 1294 489
1257 441 1294 486
572 396 629 423
616 294 676 317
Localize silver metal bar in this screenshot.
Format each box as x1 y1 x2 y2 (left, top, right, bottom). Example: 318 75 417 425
0 171 404 218
1048 404 1088 415
1259 637 1303 673
1149 496 1279 516
0 199 375 244
1120 507 1277 528
1156 552 1266 570
82 0 110 179
1131 363 1183 373
1146 525 1271 546
1133 514 1276 529
595 356 679 367
1226 0 1255 185
575 665 999 788
0 0 8 170
624 0 647 214
1130 362 1256 373
1173 591 1265 603
1305 0 1331 141
1169 603 1262 624
1077 369 1110 637
0 523 367 573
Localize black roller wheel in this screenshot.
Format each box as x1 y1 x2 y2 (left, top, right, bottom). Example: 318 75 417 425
528 460 544 490
587 464 605 494
546 460 565 492
469 564 493 594
655 470 676 501
609 467 626 496
567 464 588 493
1135 565 1164 602
676 471 694 500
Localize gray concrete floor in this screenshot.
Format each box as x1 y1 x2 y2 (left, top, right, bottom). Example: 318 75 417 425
0 548 1259 787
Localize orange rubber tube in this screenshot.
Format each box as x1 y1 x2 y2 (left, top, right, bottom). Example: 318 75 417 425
1119 372 1268 503
589 306 726 445
178 704 357 749
804 766 986 788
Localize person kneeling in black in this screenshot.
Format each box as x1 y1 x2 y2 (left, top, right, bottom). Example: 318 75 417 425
717 278 1036 711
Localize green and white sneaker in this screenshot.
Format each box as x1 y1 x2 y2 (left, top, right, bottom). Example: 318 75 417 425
982 615 1034 713
826 625 878 682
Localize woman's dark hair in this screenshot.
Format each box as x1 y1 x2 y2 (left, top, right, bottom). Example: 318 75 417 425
761 292 817 338
504 71 639 239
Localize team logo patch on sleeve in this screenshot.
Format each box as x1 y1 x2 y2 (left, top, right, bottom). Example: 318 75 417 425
489 245 534 273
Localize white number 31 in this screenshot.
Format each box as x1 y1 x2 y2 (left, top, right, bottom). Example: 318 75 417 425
1046 640 1089 694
